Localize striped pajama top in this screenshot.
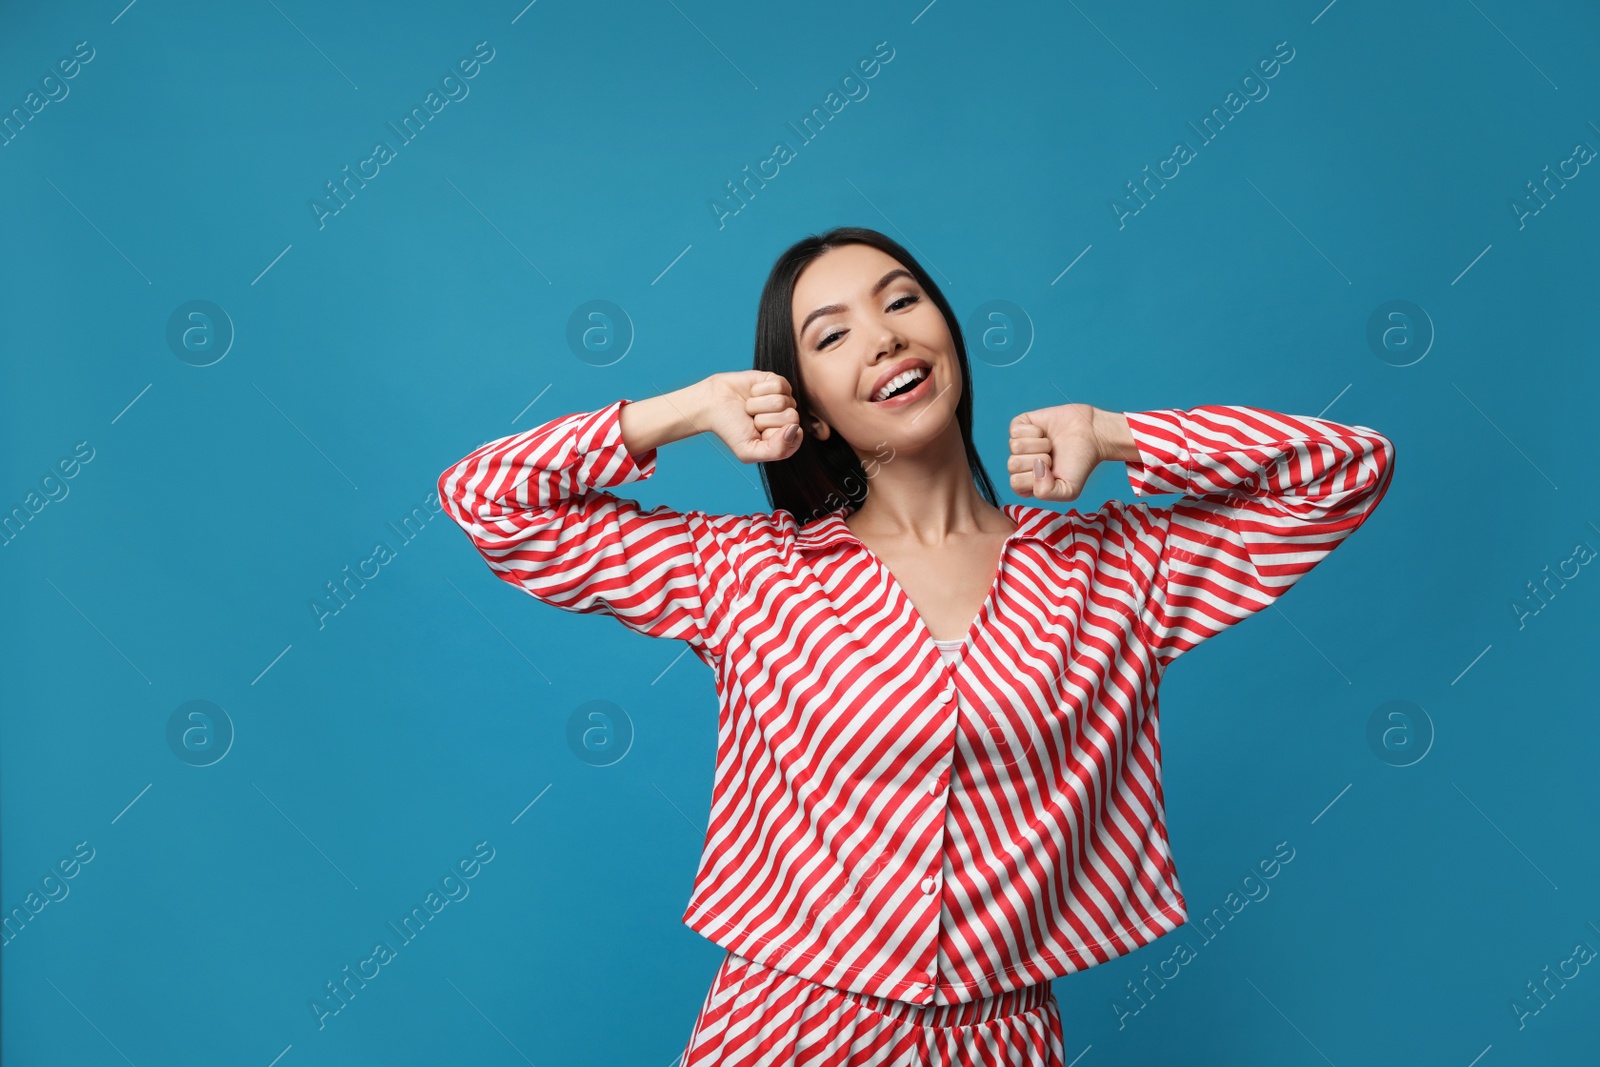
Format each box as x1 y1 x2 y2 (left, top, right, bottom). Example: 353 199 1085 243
437 397 1396 1007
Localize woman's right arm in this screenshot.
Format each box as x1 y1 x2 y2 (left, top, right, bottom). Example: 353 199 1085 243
436 380 733 662
613 381 713 456
436 373 801 667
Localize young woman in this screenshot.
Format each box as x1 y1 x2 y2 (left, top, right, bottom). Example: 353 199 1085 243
437 227 1396 1066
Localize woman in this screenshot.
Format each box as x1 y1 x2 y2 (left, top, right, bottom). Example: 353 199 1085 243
437 226 1396 1065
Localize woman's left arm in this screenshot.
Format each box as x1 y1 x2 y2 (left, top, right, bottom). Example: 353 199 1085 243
1013 403 1397 666
1099 404 1397 666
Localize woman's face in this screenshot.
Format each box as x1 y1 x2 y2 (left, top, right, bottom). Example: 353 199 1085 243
790 243 960 458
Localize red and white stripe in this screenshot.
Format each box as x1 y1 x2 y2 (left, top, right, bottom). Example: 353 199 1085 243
438 399 1395 1011
679 949 1063 1066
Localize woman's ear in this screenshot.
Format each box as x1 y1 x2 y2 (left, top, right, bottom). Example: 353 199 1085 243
808 415 831 441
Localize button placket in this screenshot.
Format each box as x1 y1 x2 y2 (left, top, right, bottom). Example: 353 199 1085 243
925 682 959 797
909 814 949 996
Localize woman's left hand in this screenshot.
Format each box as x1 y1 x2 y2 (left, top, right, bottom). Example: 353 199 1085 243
1007 403 1106 502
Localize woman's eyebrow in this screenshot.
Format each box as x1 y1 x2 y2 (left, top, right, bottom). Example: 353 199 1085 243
798 268 915 337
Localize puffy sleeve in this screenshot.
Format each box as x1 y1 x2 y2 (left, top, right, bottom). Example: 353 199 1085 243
1116 405 1397 666
436 398 744 668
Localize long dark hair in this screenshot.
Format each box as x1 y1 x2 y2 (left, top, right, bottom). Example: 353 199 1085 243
753 226 1001 525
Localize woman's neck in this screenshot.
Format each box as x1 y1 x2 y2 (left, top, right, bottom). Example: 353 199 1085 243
844 482 1012 545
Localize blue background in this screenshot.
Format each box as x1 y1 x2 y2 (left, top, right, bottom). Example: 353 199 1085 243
3 0 1597 1064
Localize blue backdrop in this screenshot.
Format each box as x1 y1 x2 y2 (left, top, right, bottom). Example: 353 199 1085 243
3 1 1597 1064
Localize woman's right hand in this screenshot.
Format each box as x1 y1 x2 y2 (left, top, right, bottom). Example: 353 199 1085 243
699 371 804 464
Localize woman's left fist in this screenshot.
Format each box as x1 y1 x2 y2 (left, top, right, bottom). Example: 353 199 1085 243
1007 402 1105 502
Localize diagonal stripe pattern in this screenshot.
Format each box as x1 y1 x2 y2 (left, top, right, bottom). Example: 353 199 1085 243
438 398 1396 1019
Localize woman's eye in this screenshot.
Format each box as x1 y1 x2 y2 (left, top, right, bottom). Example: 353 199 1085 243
815 295 918 349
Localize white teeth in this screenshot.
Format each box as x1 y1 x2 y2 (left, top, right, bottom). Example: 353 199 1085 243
872 367 928 402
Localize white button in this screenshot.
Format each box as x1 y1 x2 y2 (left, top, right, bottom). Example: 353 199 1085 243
941 689 957 706
928 770 947 795
921 875 938 895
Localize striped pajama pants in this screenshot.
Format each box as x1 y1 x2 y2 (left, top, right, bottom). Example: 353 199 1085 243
681 951 1066 1066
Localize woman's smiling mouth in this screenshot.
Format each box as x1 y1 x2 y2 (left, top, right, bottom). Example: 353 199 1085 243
869 367 935 407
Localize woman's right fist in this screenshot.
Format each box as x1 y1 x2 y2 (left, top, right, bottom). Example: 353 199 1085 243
700 371 804 463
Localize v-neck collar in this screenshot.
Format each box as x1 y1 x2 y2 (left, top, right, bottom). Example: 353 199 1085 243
792 502 1081 659
793 502 1075 555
